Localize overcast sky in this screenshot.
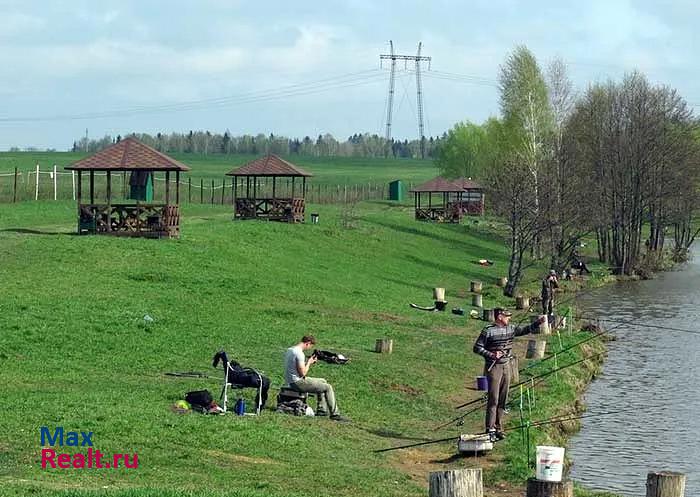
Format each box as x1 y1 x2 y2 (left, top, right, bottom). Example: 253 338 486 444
0 0 698 150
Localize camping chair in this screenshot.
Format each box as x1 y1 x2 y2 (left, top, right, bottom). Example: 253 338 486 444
220 362 264 415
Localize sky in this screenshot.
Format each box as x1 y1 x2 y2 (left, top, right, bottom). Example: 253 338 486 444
0 0 698 150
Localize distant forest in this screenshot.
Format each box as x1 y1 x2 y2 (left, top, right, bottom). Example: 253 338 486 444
70 131 443 159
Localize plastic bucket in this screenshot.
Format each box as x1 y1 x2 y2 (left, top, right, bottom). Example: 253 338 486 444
535 446 565 482
476 376 489 391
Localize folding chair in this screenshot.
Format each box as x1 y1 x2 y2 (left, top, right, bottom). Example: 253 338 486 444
220 361 264 415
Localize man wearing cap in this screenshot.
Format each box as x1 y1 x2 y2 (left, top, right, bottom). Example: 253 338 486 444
473 308 544 442
541 270 559 317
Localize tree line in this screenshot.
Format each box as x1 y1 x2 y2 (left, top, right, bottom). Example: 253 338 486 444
71 131 443 159
437 46 700 294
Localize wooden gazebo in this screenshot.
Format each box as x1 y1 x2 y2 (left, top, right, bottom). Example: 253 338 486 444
410 176 484 223
226 155 313 223
65 137 190 238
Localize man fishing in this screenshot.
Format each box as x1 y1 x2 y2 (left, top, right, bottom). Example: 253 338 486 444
473 308 545 442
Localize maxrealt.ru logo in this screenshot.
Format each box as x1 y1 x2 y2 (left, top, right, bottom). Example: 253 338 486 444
40 427 138 469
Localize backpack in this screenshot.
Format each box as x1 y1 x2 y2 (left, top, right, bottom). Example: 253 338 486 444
313 349 349 365
185 390 213 409
276 399 311 416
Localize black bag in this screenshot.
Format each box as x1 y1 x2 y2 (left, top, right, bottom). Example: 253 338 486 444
276 399 309 416
313 349 349 365
185 389 213 408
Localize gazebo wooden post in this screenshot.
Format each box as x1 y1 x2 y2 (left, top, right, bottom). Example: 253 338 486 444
106 171 112 232
176 171 180 204
253 175 257 199
89 171 95 204
302 177 306 199
428 191 432 208
246 177 250 198
165 171 171 205
77 171 82 204
272 176 277 199
292 177 296 198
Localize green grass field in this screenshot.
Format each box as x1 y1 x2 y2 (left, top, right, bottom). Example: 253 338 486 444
0 199 609 497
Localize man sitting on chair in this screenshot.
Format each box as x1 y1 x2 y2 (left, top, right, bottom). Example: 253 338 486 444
284 335 349 422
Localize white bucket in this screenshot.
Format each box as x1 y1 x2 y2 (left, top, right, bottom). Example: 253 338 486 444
535 446 565 482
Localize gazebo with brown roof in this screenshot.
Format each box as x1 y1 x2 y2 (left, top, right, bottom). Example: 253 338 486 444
410 176 484 223
65 137 190 238
225 154 313 223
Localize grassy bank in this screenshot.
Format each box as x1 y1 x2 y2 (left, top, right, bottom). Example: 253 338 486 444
0 200 612 496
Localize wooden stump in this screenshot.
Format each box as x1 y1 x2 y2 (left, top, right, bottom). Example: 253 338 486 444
526 478 573 497
429 468 483 497
497 277 508 287
433 287 446 302
516 295 530 310
509 355 520 384
646 471 686 497
526 339 546 359
536 315 551 335
472 294 483 308
375 339 393 354
482 308 494 322
470 281 482 293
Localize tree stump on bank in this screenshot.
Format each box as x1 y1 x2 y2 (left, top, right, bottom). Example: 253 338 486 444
526 340 547 359
472 294 483 307
483 308 494 322
509 355 520 384
526 478 573 497
429 468 483 497
497 277 508 288
470 281 482 293
516 295 530 310
433 287 446 302
536 315 551 335
646 471 686 497
375 339 393 354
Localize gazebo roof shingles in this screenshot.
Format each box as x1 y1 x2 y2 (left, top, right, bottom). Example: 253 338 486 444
226 154 312 177
410 176 482 193
65 137 190 171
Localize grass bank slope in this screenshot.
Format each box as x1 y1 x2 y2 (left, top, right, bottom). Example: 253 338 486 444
0 200 601 497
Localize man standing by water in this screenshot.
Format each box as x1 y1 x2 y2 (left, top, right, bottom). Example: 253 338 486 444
541 269 559 317
473 308 544 442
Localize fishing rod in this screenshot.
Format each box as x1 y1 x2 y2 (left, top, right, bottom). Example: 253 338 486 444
433 349 609 431
574 314 700 336
379 404 649 453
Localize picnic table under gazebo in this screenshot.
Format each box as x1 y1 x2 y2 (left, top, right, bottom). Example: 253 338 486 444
64 137 190 238
410 176 484 223
226 154 313 223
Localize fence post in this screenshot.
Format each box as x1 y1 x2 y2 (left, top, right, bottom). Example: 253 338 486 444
188 178 192 203
53 164 57 200
72 171 76 200
646 472 686 497
13 167 18 203
35 163 40 200
211 180 214 204
200 179 203 203
221 179 225 204
429 469 483 497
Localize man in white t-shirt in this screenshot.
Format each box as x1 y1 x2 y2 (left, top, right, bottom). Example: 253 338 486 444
283 335 349 422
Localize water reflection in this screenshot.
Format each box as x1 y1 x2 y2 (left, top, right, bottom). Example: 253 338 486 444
568 245 699 497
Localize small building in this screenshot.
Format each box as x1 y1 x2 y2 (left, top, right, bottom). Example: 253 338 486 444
410 176 484 223
226 155 313 223
65 137 190 238
389 180 405 201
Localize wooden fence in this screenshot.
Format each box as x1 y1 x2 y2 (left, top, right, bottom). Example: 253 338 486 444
0 166 408 205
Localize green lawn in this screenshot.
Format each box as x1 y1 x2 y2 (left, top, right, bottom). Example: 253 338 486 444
0 200 608 497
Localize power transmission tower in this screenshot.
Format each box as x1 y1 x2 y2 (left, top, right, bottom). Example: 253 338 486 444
380 41 431 158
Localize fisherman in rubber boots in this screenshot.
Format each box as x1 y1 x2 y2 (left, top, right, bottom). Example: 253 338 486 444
473 308 545 442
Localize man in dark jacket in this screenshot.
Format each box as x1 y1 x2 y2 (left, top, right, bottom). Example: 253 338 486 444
473 308 544 441
541 270 559 316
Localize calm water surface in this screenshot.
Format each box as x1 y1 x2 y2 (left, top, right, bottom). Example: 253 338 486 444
568 244 700 496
